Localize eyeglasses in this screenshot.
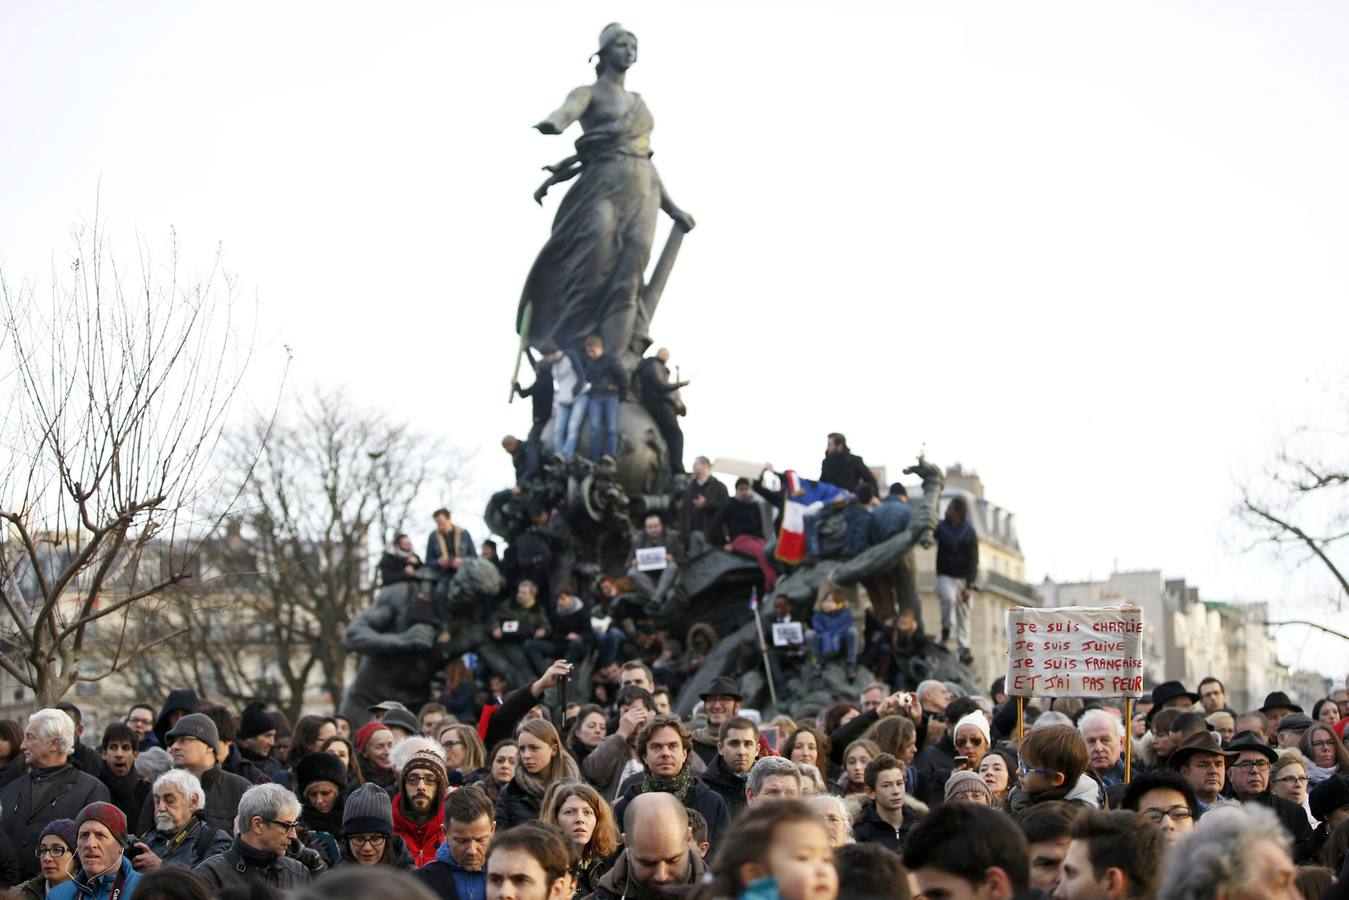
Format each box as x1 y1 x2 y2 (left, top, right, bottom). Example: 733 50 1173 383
126 717 153 727
1017 761 1051 776
264 818 300 832
441 740 464 750
405 774 438 787
954 736 985 747
1231 760 1270 771
1140 806 1193 824
1274 774 1310 786
348 834 387 848
35 846 70 859
1310 740 1337 750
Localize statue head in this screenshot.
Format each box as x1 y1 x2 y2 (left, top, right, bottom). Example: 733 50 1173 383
594 23 637 75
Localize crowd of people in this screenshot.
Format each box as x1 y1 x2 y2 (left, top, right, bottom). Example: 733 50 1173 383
1 671 1347 900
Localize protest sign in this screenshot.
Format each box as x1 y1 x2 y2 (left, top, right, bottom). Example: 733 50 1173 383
636 547 668 571
771 622 804 647
1005 605 1144 698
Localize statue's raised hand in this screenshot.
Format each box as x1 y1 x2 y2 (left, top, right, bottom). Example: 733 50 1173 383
534 120 563 135
670 207 696 232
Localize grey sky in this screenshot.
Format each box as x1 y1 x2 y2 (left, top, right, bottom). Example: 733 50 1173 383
3 1 1346 680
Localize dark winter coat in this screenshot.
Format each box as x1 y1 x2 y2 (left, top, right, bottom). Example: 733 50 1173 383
589 848 705 900
99 763 149 823
0 762 111 879
583 355 628 398
195 838 313 892
679 477 728 540
935 519 979 584
139 815 232 869
820 451 877 495
709 498 763 545
493 780 543 830
697 754 748 818
914 734 958 807
612 777 731 850
850 800 920 853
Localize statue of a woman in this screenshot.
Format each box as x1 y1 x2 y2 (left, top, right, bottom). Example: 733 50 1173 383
518 24 695 369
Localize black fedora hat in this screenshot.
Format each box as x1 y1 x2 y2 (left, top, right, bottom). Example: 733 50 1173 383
699 676 742 702
1259 691 1303 715
1224 730 1278 763
1167 730 1235 768
1146 681 1200 723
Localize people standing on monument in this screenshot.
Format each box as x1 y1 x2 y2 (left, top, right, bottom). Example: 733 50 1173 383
635 347 688 474
582 335 627 464
549 343 589 460
934 496 978 666
512 350 558 480
819 433 878 495
520 24 695 368
680 456 727 555
709 478 778 591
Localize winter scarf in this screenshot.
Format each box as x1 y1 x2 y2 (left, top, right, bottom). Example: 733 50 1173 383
512 755 581 799
639 762 694 800
1308 763 1340 786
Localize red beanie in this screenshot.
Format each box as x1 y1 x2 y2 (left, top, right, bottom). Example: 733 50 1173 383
356 721 387 753
75 801 128 846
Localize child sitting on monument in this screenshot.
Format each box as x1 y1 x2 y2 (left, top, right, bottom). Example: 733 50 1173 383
1006 724 1091 813
810 590 857 679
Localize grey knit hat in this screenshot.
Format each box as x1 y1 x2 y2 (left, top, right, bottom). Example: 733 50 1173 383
341 783 393 837
164 713 219 749
944 769 995 805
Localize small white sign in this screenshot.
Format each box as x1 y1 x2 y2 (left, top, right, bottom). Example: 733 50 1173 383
501 621 519 634
772 622 805 647
636 546 668 572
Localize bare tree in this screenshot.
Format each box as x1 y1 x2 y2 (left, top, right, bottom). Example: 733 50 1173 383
125 391 467 721
1237 382 1348 612
0 220 268 707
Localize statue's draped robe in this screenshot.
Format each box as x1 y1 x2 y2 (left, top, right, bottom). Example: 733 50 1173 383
519 95 660 360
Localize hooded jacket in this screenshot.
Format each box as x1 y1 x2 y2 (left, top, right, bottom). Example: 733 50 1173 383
697 754 748 818
151 689 200 748
589 847 706 900
414 842 487 900
394 793 446 868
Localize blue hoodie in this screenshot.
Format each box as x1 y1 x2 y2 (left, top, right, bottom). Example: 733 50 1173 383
49 854 143 900
430 841 485 900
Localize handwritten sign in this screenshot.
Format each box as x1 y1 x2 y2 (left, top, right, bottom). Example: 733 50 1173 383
636 547 668 572
772 622 805 647
1005 606 1144 698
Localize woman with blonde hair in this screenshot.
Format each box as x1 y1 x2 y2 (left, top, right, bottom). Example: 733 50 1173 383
540 779 620 896
436 721 487 779
494 718 579 828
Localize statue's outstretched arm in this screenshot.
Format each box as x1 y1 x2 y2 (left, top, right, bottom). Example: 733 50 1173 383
535 86 593 135
655 171 696 232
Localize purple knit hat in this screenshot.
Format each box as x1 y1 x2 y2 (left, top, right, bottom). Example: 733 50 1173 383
40 818 78 850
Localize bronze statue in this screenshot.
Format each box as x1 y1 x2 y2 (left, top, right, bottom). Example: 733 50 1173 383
518 23 695 370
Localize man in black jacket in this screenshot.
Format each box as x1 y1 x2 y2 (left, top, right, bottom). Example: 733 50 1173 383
852 753 919 853
378 534 423 587
236 703 283 781
0 708 111 879
512 350 558 480
582 335 627 463
98 723 147 822
523 586 593 676
709 479 778 591
934 495 979 665
635 348 688 474
1225 731 1318 863
612 716 731 852
135 714 252 836
679 456 728 555
196 783 312 891
820 433 878 494
699 717 758 817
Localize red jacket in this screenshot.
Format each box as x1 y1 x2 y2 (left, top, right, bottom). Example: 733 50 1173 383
392 795 445 867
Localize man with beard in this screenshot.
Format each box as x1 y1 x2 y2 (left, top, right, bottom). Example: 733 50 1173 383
296 751 350 867
613 716 730 853
699 717 758 816
1224 731 1317 862
135 713 251 836
393 738 449 867
416 785 496 900
689 677 741 767
129 768 231 871
236 703 283 781
593 793 705 900
97 724 147 822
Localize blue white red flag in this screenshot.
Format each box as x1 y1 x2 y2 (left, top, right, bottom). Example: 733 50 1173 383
773 470 853 565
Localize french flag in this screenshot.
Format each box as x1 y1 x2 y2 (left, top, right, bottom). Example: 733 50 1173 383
773 470 854 565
